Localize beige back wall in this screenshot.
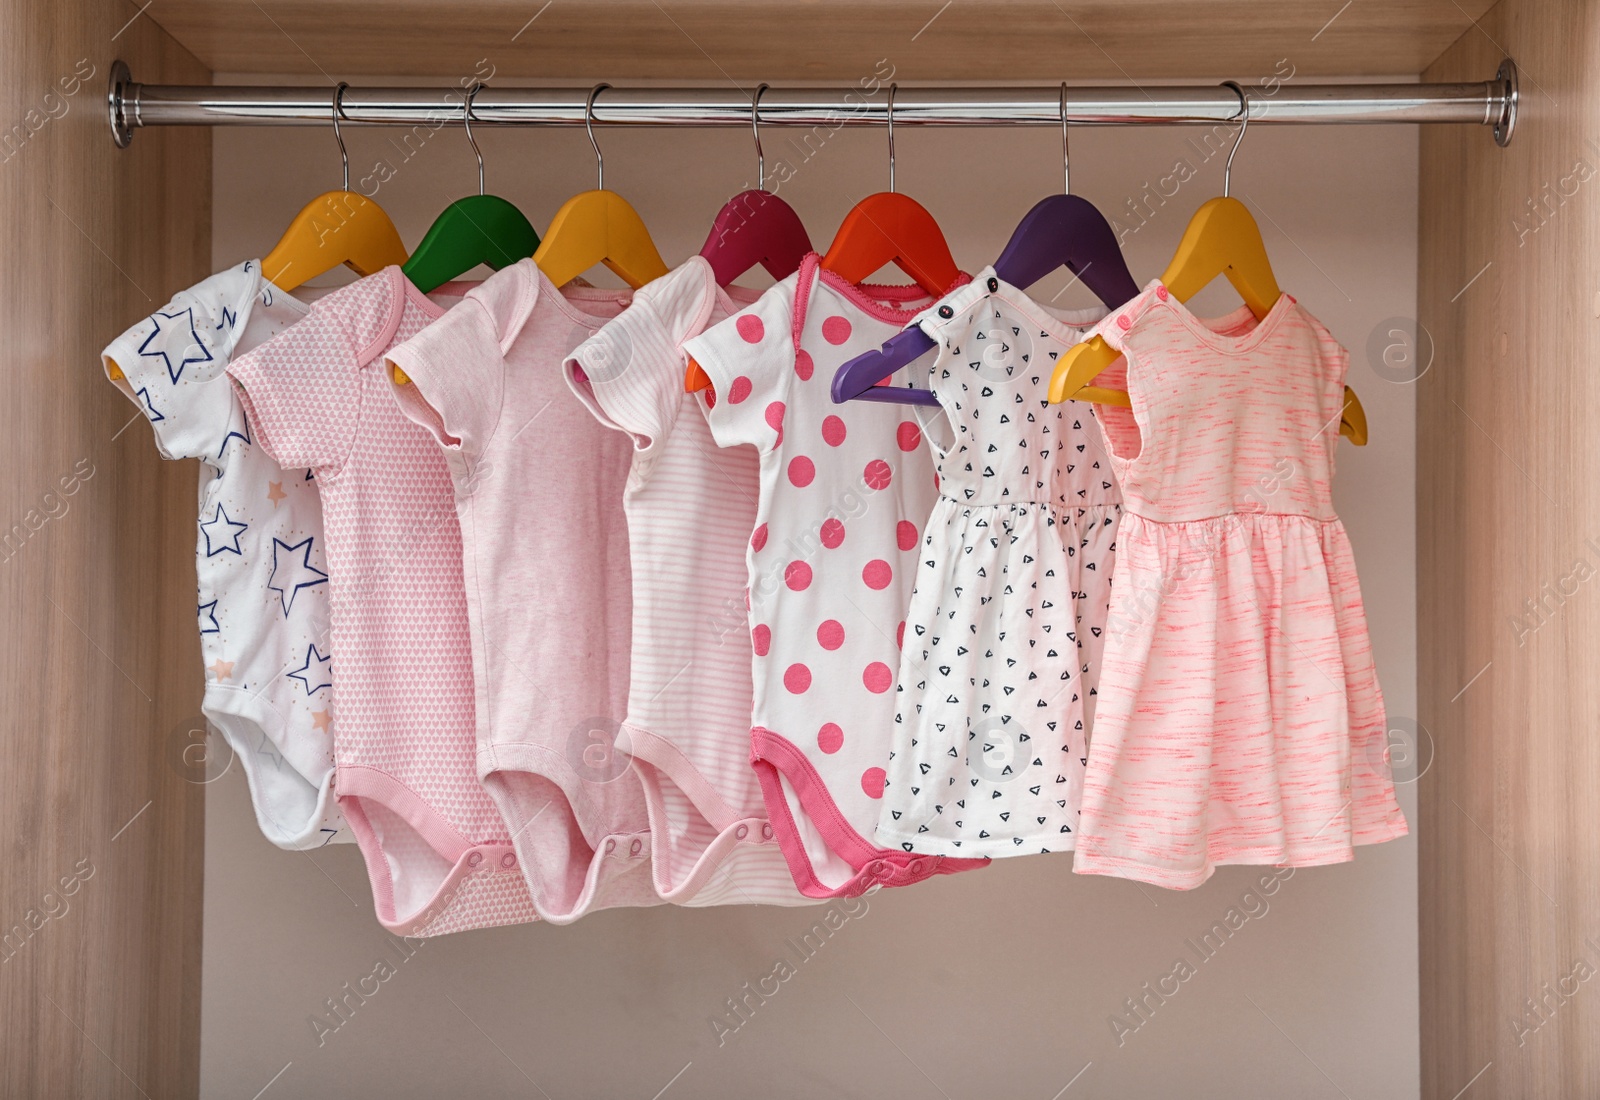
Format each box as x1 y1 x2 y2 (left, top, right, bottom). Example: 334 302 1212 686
205 78 1421 1099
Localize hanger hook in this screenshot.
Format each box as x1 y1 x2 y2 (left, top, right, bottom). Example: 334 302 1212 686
1060 82 1070 195
585 83 609 191
464 82 485 196
886 83 897 193
750 82 768 191
1221 80 1249 198
331 82 350 191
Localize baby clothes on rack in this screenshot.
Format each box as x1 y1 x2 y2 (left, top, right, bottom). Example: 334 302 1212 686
229 267 540 936
387 259 665 924
565 256 810 907
1073 281 1408 889
684 253 987 897
104 261 349 851
876 270 1117 858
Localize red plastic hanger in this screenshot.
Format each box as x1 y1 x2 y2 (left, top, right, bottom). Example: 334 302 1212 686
687 84 812 393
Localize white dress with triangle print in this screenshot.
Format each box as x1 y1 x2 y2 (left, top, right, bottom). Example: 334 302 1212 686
878 270 1120 858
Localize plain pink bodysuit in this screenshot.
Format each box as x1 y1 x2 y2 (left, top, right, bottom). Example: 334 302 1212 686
229 268 539 936
565 256 810 906
388 259 664 923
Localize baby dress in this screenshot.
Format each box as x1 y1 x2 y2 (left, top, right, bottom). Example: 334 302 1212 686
1073 280 1409 889
876 270 1117 858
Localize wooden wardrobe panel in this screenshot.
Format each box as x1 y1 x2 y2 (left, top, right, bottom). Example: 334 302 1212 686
0 2 209 1097
143 0 1493 83
1419 0 1600 1096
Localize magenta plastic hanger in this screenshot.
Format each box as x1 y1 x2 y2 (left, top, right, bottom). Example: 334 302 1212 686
698 84 812 286
700 189 811 285
832 85 1139 407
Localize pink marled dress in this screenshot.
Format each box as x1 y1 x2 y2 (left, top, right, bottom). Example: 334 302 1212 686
1073 281 1408 889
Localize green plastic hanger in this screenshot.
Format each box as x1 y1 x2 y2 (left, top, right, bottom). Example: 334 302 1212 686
402 83 540 294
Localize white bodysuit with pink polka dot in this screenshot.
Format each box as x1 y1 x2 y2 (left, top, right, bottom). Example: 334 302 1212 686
685 254 989 897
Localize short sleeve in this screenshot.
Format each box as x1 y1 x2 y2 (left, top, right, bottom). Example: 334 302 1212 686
385 261 534 461
566 259 717 454
102 271 254 462
227 304 363 475
681 277 798 453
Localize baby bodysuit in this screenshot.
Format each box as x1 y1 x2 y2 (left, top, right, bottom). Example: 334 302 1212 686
387 259 664 923
683 254 989 897
565 256 809 907
229 267 539 936
103 261 348 850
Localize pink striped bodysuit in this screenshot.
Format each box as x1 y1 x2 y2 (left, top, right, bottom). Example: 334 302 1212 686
1074 281 1409 889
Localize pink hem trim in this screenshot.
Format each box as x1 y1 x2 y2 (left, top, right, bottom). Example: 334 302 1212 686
337 765 521 935
475 772 655 925
626 723 782 903
627 724 740 829
751 727 987 898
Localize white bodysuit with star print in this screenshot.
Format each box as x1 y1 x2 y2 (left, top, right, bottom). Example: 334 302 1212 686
103 262 349 850
877 271 1117 858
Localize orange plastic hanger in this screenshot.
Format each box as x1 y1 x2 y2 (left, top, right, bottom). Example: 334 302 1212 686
532 85 669 292
261 84 409 294
1048 85 1368 445
819 84 960 297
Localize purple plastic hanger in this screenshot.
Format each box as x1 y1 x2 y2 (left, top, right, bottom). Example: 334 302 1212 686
699 84 812 286
832 85 1140 407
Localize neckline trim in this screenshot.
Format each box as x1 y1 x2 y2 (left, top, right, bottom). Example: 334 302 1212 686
955 266 1108 340
807 252 968 326
1145 278 1294 354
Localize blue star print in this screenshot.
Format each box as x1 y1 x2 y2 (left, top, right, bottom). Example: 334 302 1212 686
199 504 248 557
216 406 252 457
288 644 333 696
138 307 214 384
198 599 220 634
267 536 328 616
134 386 165 422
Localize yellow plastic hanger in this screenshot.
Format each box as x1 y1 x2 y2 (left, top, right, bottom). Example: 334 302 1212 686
1049 85 1367 445
531 84 669 291
261 83 410 293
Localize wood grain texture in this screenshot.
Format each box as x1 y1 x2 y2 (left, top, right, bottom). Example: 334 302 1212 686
143 0 1493 83
1419 1 1600 1096
0 2 210 1097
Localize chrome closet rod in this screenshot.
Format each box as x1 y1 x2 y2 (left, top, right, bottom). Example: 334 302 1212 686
107 59 1520 148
